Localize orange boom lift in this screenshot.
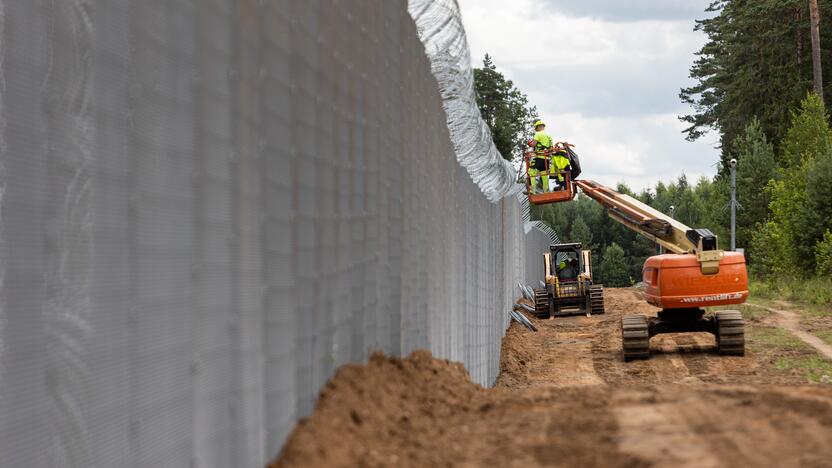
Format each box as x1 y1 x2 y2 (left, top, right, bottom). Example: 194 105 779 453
580 180 748 360
525 154 749 360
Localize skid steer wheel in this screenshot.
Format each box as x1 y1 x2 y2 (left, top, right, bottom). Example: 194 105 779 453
622 314 650 361
716 310 745 356
589 285 605 315
533 288 550 319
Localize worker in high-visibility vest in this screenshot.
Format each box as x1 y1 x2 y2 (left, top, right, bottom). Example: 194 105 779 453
528 120 553 193
551 147 572 189
558 259 577 280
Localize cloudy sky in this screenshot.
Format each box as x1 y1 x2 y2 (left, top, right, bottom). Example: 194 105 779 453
457 0 718 191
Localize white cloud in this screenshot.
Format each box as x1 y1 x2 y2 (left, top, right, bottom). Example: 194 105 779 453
540 0 712 22
459 0 703 68
457 0 719 191
551 112 718 190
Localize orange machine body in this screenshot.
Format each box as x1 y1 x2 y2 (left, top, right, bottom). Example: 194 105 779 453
642 251 749 309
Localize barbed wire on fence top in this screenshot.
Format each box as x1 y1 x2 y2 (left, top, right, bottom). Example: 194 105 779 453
408 0 518 203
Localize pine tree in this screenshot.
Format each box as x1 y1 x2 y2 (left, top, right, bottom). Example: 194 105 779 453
754 94 832 273
800 148 832 267
810 0 824 103
473 54 538 161
733 119 777 252
568 215 593 248
680 0 832 167
695 175 730 247
597 243 630 287
628 236 659 282
780 93 832 166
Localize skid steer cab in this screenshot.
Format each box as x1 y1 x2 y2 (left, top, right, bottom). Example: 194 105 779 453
523 142 581 205
532 243 605 318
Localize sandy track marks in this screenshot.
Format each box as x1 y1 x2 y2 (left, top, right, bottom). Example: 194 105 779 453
614 398 721 468
498 314 608 388
545 335 606 386
530 390 650 468
682 387 832 468
647 354 697 384
552 288 808 386
613 386 832 468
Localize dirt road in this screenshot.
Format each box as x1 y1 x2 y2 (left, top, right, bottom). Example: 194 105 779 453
500 288 821 388
272 288 832 467
744 301 832 360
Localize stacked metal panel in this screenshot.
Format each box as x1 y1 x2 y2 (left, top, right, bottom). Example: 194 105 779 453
0 1 556 466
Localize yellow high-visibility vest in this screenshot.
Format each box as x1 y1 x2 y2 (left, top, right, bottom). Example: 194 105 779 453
552 154 570 171
533 131 553 152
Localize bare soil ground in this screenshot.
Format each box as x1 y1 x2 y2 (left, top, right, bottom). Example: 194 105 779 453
272 288 832 468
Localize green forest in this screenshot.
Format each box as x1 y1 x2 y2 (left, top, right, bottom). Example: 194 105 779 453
475 0 832 308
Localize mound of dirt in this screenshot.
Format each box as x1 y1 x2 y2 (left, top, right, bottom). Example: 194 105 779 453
271 350 489 468
272 349 650 468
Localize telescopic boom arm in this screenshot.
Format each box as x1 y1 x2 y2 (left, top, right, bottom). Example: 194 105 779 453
575 179 723 274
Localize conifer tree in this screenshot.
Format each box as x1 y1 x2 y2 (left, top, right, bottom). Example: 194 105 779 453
473 54 537 161
733 119 777 252
597 243 630 287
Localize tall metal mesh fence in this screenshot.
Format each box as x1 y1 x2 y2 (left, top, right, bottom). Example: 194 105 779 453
0 1 555 466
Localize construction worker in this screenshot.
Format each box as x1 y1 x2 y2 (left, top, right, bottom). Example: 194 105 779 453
558 258 577 280
570 258 580 276
528 120 553 193
551 146 572 190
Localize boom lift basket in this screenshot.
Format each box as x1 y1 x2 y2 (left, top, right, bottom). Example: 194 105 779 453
524 147 579 205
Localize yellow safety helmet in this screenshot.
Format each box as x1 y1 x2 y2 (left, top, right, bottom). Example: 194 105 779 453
534 120 545 128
